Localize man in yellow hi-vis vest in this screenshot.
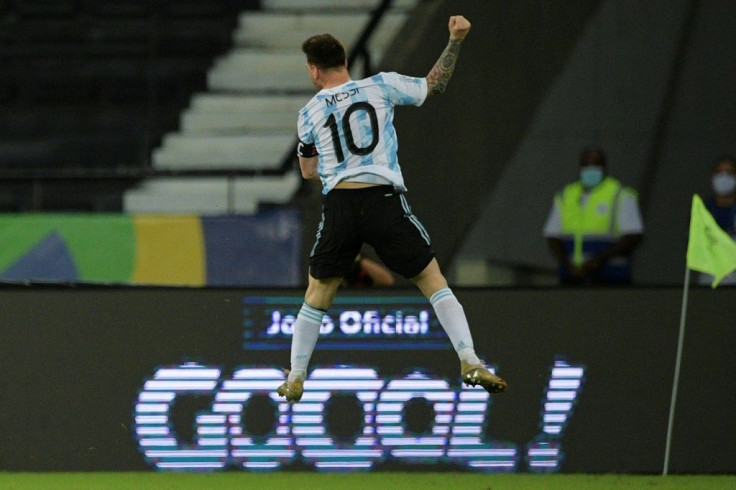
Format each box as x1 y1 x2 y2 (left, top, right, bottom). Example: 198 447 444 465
543 146 644 285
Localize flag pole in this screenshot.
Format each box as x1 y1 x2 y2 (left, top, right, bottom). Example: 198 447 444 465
663 265 691 476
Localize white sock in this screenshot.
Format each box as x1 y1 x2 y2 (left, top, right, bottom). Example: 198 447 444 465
289 302 324 381
430 288 481 366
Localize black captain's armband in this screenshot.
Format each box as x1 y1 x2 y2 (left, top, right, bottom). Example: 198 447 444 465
297 141 318 158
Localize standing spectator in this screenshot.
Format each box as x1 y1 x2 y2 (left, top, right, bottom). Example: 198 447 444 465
543 146 644 285
698 155 736 285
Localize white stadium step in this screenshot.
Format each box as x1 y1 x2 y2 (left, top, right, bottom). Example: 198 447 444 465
123 172 301 214
207 48 391 92
181 111 296 133
129 0 416 213
152 133 293 170
188 93 306 113
209 8 410 92
235 13 367 48
232 171 301 208
233 12 410 51
207 51 311 92
180 94 304 133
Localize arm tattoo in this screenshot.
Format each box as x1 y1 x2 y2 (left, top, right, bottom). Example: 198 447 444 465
427 39 463 96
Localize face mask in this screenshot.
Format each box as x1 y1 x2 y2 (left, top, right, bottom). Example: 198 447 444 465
712 172 736 196
580 166 604 189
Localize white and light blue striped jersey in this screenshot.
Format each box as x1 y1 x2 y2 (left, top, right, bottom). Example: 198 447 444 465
297 71 427 194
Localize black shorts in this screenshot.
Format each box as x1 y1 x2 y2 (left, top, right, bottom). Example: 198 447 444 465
309 185 435 279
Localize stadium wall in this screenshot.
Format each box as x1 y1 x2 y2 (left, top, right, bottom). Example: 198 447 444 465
1 287 732 474
0 210 302 287
380 0 602 268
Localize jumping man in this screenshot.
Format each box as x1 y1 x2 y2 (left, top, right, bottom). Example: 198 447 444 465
278 15 508 402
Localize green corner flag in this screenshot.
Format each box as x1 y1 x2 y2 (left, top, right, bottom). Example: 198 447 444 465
686 194 736 288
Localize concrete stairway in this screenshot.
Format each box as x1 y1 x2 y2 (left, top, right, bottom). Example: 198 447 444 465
124 0 416 214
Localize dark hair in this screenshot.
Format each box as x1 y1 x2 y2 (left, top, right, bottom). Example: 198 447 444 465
579 145 607 167
301 34 346 70
712 154 736 171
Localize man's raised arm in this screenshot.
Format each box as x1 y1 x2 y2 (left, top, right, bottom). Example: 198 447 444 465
426 15 471 96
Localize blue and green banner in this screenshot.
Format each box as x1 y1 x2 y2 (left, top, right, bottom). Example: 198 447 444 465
0 208 301 286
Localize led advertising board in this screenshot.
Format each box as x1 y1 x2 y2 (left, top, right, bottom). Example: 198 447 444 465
1 288 734 473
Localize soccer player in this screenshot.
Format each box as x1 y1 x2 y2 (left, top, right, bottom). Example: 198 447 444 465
278 15 507 402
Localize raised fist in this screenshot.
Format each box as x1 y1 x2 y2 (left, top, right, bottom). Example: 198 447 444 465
449 15 471 41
